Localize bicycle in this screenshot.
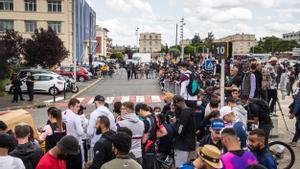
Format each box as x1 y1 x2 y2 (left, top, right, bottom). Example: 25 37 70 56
269 141 295 169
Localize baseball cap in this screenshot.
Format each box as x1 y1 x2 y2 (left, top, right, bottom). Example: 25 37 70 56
111 132 132 153
0 133 14 149
93 95 105 103
57 135 79 155
211 119 225 130
220 106 233 119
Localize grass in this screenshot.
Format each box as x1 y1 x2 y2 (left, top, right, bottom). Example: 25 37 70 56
0 78 10 97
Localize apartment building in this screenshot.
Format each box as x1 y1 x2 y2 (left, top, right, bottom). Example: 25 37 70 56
139 32 161 53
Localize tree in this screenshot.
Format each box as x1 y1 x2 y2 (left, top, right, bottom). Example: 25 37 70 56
184 44 195 56
0 30 23 79
112 52 124 61
169 47 180 57
203 32 214 51
23 28 69 68
192 34 202 46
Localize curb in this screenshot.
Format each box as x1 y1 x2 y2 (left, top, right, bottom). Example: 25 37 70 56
0 78 102 111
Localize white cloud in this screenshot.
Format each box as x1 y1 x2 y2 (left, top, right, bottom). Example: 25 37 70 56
105 0 132 13
128 0 153 13
264 22 300 33
197 7 253 22
104 0 152 13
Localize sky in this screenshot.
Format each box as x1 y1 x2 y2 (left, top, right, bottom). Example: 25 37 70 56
86 0 300 46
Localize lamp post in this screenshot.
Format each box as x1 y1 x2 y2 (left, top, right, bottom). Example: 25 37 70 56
180 17 185 60
136 27 139 52
73 0 77 82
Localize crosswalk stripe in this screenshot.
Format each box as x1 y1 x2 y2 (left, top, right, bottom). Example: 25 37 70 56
87 97 94 105
136 96 145 103
77 97 85 103
151 96 161 103
106 97 115 104
44 97 64 103
121 96 130 102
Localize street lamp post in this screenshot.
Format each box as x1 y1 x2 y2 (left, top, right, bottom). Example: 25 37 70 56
136 27 139 52
73 0 77 82
180 17 185 60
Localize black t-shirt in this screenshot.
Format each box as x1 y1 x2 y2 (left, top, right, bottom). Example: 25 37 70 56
26 75 34 87
249 103 272 126
142 115 157 154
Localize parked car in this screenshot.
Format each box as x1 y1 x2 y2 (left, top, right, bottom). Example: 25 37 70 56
18 69 57 78
5 73 66 96
56 66 90 82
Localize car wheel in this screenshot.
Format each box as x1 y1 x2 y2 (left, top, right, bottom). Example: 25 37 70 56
79 76 85 82
49 87 59 96
71 86 79 93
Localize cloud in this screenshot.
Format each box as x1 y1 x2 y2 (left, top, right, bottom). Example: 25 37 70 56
104 0 152 13
105 0 132 13
197 7 253 22
264 22 300 33
128 0 153 13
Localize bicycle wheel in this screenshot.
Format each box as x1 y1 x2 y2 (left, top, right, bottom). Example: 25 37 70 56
269 141 295 169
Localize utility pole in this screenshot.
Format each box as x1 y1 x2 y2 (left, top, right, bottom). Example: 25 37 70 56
73 0 77 82
136 27 139 52
180 17 185 60
175 23 178 46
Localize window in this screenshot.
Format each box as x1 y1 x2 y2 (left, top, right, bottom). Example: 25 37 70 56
39 76 53 81
149 41 152 45
0 20 13 32
0 0 13 10
25 21 37 32
48 21 61 33
149 35 152 39
144 35 146 39
48 0 61 12
33 76 40 81
24 0 36 11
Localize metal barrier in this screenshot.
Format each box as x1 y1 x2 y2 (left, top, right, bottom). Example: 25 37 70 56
53 84 56 103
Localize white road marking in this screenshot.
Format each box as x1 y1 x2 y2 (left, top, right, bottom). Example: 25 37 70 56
77 98 85 103
44 97 64 103
87 98 94 105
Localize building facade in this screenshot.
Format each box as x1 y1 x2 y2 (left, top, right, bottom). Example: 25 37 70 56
139 32 161 53
0 0 96 65
283 31 300 44
180 39 192 47
96 26 109 58
215 33 256 55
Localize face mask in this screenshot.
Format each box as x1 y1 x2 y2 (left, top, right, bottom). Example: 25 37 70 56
197 101 202 106
96 127 102 135
155 112 161 115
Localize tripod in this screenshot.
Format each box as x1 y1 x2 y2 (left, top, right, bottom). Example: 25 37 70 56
271 98 289 131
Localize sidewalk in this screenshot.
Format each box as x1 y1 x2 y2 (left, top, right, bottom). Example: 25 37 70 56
0 79 101 111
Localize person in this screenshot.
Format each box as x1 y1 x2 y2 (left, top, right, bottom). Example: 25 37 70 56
241 64 256 99
64 98 84 169
220 106 247 149
246 164 268 169
172 95 196 168
250 59 263 99
126 62 133 80
204 98 220 117
199 118 224 150
226 97 248 127
289 90 300 146
248 129 276 169
180 145 223 169
278 68 288 100
157 113 175 155
139 63 145 79
247 98 273 145
153 106 162 115
9 123 43 169
78 105 89 164
101 131 142 169
221 128 258 169
264 57 278 113
231 87 241 100
178 62 197 108
116 102 144 164
36 135 80 169
161 92 174 115
225 66 241 97
113 101 122 118
11 73 24 103
89 116 116 169
0 121 17 152
26 72 34 101
287 67 295 96
0 133 25 169
87 95 116 156
135 103 167 169
40 108 66 152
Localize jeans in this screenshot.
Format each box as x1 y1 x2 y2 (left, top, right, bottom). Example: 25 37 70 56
268 89 277 113
27 86 34 101
13 87 22 102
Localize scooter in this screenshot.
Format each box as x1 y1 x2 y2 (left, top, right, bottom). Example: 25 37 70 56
63 76 79 93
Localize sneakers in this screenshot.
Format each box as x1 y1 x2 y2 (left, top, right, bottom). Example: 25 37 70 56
289 142 297 147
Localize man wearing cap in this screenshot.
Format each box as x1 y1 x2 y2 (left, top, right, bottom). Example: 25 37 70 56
0 133 25 169
199 119 224 150
36 135 79 169
178 62 198 108
180 145 223 169
101 131 142 169
264 57 278 113
9 123 44 169
87 95 116 157
172 95 196 168
220 106 247 149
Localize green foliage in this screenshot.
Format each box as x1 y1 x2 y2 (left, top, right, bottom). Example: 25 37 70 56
23 28 69 68
0 78 10 96
112 52 124 61
251 36 300 53
184 44 195 56
169 47 180 57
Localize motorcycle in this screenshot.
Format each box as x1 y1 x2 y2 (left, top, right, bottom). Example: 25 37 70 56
63 76 79 93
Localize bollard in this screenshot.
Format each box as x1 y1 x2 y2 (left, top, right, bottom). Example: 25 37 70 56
53 84 56 103
63 82 66 100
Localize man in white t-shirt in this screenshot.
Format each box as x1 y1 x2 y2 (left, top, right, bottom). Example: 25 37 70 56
0 133 25 169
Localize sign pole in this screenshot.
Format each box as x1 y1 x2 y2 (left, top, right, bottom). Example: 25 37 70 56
220 58 225 107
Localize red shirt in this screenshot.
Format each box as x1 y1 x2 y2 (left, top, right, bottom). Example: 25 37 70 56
36 152 66 169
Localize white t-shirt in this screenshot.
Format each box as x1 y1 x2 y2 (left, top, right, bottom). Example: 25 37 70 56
0 155 25 169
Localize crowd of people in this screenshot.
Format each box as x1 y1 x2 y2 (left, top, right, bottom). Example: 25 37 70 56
1 55 300 169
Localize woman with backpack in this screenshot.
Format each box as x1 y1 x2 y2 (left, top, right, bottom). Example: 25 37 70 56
39 108 66 152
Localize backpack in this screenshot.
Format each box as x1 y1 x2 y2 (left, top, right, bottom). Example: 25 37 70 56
250 99 270 115
186 73 201 96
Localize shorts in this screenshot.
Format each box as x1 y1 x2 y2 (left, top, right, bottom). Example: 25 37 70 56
174 149 190 168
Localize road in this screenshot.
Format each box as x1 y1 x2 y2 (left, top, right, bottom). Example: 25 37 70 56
16 71 300 168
